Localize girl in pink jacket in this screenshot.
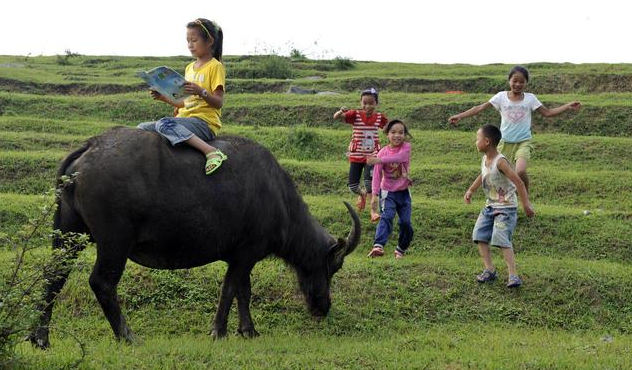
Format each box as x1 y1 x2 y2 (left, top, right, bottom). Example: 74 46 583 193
366 120 413 259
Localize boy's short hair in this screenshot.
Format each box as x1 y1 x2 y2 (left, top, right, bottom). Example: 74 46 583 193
481 124 502 147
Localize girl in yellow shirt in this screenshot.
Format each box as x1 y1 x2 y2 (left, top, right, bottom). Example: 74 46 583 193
138 18 226 175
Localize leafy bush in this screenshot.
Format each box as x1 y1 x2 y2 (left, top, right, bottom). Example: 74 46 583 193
332 57 355 71
259 56 294 79
226 55 294 79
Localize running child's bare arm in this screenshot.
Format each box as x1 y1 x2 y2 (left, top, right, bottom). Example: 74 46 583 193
497 158 536 217
449 102 493 125
464 174 482 204
536 101 581 117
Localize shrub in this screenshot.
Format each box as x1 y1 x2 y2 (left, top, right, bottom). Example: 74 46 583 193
260 55 294 79
332 57 355 71
226 55 294 79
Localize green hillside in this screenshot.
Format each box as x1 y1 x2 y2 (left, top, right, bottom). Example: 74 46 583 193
1 55 631 369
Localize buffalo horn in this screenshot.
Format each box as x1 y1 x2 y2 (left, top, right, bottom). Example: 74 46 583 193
342 201 361 256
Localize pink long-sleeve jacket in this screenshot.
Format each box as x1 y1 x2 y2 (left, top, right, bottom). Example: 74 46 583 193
372 142 412 193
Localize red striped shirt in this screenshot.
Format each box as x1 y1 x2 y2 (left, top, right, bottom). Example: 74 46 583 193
343 110 388 163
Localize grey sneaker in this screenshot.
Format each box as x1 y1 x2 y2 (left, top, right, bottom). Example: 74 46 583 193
476 269 497 283
507 275 522 288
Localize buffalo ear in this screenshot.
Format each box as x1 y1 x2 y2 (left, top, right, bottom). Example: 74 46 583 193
329 238 347 263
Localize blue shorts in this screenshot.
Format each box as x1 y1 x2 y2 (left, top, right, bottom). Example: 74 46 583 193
472 206 518 248
137 117 215 145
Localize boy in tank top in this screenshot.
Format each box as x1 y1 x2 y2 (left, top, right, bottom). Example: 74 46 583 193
464 124 535 288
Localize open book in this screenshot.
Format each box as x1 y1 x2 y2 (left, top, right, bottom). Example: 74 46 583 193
137 66 189 104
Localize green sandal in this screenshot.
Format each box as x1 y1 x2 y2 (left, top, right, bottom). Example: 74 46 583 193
205 150 227 175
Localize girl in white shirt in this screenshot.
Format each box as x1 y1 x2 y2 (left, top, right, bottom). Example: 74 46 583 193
448 65 581 191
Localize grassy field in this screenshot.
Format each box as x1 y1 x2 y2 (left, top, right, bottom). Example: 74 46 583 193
1 55 631 369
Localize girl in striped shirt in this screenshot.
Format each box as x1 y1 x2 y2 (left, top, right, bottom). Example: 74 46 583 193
334 88 388 221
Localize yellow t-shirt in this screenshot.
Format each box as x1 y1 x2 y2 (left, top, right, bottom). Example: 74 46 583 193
177 58 226 135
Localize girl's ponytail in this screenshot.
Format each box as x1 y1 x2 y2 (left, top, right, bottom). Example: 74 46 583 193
213 25 223 62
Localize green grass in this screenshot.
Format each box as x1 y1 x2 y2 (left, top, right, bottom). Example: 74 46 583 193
4 55 632 94
3 91 632 136
4 249 632 369
3 149 632 210
2 126 632 211
0 116 120 136
2 191 631 263
11 326 632 369
4 248 632 333
4 125 632 170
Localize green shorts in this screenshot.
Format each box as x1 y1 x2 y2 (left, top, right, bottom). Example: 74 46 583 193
498 140 533 162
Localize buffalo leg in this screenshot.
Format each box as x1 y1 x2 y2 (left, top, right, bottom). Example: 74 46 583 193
28 241 84 349
89 240 134 343
211 264 238 338
235 268 259 338
211 262 257 338
29 205 87 349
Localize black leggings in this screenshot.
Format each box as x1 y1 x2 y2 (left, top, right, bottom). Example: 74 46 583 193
348 162 374 195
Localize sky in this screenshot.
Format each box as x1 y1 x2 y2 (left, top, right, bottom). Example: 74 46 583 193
2 0 630 65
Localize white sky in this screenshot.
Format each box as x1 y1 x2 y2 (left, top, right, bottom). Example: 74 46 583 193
2 0 630 64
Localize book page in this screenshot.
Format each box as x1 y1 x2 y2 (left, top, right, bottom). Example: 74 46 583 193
137 66 189 104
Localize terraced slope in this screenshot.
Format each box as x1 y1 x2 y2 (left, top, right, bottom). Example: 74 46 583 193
1 55 631 368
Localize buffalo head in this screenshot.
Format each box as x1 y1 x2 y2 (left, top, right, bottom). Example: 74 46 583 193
297 201 361 317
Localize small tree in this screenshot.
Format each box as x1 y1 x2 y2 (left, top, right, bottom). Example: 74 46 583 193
0 174 87 367
290 48 307 61
55 49 81 65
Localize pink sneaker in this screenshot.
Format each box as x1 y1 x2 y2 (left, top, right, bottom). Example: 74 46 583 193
367 246 384 258
394 250 404 259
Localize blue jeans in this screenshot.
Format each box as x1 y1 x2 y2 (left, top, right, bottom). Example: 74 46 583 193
373 189 413 252
137 117 215 145
472 206 518 248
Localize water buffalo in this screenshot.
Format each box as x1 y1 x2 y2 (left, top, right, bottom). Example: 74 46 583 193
29 127 360 348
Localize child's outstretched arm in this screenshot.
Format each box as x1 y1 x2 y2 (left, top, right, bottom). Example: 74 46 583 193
464 174 482 204
536 101 581 117
449 102 493 125
497 159 536 217
333 107 349 120
367 142 411 165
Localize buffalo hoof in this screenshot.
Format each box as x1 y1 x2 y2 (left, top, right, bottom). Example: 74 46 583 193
27 328 50 350
237 327 260 339
116 326 136 345
210 328 227 340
